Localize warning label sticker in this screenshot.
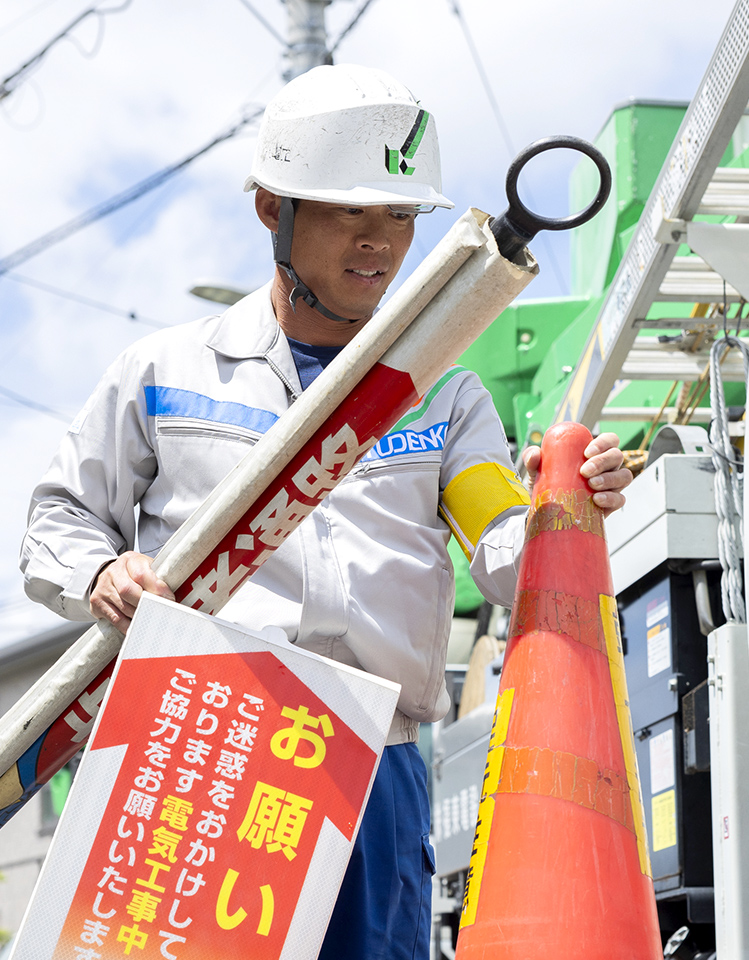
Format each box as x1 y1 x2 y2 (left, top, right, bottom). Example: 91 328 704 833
651 789 677 852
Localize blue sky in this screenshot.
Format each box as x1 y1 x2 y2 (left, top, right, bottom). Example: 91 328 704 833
0 0 738 644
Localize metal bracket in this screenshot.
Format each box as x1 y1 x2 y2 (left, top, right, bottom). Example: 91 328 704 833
655 218 749 300
654 217 688 244
686 221 749 300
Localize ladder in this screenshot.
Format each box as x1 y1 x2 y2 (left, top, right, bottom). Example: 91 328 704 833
553 7 749 956
555 0 749 430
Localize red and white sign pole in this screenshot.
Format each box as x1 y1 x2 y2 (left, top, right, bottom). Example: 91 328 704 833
0 207 538 827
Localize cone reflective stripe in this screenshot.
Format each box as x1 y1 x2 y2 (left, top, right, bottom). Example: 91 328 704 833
0 208 538 827
456 422 661 958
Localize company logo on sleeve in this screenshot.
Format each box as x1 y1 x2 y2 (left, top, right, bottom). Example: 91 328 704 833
363 421 448 461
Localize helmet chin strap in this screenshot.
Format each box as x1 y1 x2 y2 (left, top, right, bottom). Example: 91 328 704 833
273 196 362 324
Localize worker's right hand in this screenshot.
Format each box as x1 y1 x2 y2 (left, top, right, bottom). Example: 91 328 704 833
89 551 175 634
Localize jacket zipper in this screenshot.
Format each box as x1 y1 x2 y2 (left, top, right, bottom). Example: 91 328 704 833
265 356 300 401
345 456 442 478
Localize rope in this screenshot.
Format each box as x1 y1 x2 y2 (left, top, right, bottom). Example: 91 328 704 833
709 336 747 623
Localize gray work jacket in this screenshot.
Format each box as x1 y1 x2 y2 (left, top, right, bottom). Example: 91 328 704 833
21 284 528 738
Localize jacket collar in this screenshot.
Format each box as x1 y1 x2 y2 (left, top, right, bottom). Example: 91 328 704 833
206 281 301 394
206 281 279 359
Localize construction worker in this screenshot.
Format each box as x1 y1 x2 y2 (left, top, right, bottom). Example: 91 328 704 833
20 65 631 959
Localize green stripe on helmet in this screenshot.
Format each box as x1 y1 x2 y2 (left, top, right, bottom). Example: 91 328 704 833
384 110 430 176
401 110 429 160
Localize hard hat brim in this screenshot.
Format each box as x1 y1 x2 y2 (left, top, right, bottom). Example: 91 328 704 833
244 175 454 210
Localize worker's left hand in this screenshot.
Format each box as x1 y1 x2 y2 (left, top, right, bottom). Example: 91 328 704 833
522 431 632 518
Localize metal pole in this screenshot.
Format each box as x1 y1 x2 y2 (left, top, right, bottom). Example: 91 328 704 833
707 622 749 958
282 0 333 81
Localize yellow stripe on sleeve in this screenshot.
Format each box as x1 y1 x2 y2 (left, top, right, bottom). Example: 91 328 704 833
440 462 530 559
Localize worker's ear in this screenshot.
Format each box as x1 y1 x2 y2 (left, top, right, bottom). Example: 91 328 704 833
255 188 283 232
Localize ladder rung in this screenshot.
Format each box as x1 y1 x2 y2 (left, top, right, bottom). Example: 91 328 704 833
658 256 742 301
633 317 720 329
621 336 746 380
600 407 746 437
601 406 711 423
698 166 749 215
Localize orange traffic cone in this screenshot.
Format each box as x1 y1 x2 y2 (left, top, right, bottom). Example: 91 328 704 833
455 422 662 958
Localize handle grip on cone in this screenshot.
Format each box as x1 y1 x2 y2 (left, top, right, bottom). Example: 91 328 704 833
531 420 594 494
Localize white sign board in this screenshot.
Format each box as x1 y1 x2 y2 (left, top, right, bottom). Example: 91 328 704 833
11 594 400 960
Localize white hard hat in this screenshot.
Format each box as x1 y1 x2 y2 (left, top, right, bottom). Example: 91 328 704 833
244 63 453 210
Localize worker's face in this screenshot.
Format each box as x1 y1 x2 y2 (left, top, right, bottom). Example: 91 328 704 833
289 200 415 321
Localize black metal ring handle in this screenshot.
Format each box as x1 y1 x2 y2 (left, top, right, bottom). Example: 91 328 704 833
490 135 612 262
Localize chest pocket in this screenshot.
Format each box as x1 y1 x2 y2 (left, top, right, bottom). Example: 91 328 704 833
145 385 280 441
347 419 449 478
154 416 262 444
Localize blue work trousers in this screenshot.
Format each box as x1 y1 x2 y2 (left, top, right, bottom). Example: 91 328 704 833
318 741 435 960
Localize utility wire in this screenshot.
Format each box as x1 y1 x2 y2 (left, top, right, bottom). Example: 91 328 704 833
0 0 133 102
4 272 168 328
447 0 514 159
1 74 47 130
234 0 287 46
0 384 71 422
64 9 107 60
234 0 376 65
0 0 63 40
447 0 567 293
0 105 264 278
329 0 377 54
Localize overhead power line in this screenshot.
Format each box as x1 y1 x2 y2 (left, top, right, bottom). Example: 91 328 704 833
0 0 134 102
447 0 515 159
329 0 378 56
0 106 264 279
234 0 287 46
5 272 168 328
237 0 380 60
0 383 71 423
447 0 566 292
0 0 62 40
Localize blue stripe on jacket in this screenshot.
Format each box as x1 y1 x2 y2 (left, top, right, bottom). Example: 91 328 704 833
144 385 279 434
